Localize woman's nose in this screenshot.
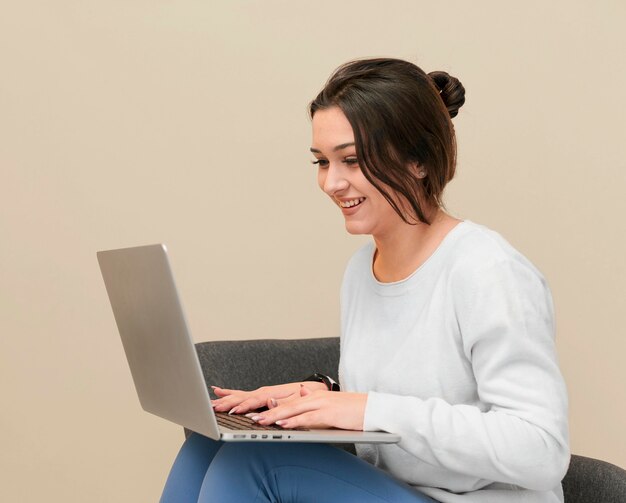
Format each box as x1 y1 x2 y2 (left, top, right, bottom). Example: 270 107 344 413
323 164 349 195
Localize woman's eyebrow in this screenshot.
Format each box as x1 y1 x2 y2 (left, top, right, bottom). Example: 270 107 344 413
310 142 355 153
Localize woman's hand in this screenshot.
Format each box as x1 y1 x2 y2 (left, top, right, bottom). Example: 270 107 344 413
211 381 326 415
247 386 367 431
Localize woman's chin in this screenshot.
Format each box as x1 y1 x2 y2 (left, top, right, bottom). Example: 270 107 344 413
344 221 371 236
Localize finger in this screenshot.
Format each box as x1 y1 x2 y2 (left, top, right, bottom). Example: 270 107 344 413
211 386 239 397
299 385 312 397
271 392 300 408
253 396 322 425
232 396 270 414
211 392 253 412
212 397 245 412
276 410 325 430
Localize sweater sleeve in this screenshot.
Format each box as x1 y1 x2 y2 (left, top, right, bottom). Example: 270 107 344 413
362 258 570 491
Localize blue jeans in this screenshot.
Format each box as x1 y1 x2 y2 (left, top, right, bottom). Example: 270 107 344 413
161 433 435 502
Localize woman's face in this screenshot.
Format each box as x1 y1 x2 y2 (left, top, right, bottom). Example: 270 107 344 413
311 106 404 238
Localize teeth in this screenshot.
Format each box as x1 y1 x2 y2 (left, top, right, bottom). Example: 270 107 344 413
338 197 365 208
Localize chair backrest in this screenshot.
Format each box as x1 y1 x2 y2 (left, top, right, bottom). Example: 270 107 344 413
563 455 626 503
194 337 340 397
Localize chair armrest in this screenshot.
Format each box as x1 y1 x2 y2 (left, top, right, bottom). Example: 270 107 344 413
562 454 626 502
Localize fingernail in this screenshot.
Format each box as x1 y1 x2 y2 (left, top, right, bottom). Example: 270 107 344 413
245 413 256 418
275 420 285 426
210 386 219 389
250 415 262 422
270 398 277 407
228 407 239 415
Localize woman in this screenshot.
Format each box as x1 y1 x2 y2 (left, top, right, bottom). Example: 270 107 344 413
161 58 570 502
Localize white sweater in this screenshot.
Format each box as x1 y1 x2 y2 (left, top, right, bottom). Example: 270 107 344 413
339 220 570 503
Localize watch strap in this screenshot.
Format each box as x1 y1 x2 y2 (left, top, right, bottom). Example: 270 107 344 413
303 373 341 392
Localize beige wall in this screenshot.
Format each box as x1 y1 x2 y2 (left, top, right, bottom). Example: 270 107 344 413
1 1 624 501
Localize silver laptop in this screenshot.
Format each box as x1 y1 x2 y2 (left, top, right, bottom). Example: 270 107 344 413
97 244 399 444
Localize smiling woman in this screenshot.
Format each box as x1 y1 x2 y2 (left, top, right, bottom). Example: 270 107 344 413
311 107 406 238
310 59 464 226
160 57 570 503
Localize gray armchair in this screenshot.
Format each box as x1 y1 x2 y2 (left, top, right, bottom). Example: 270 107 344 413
190 337 626 503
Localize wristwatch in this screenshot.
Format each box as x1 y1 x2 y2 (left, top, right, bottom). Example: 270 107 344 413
303 373 341 392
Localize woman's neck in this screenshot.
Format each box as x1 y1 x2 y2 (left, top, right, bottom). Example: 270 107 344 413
372 209 461 283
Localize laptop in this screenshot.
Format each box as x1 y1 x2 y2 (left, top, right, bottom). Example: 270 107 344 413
97 244 400 444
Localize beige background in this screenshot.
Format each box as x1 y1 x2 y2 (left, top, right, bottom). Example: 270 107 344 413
1 1 624 501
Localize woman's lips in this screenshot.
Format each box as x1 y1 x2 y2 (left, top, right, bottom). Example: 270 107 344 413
338 197 366 214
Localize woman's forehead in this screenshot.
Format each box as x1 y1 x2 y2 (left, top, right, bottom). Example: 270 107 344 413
311 107 355 149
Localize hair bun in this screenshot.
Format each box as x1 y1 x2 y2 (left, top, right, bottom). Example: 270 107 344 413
428 71 466 118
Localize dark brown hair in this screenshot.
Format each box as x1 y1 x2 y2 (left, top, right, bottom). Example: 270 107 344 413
309 58 465 225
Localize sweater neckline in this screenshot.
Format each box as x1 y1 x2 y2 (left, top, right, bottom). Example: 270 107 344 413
367 220 471 295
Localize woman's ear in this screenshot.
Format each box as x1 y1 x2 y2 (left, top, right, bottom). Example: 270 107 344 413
408 162 427 179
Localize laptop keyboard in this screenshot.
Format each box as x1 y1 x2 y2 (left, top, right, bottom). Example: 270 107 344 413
216 412 308 431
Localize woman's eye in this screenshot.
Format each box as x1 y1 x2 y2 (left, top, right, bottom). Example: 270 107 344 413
343 157 359 165
311 159 329 168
